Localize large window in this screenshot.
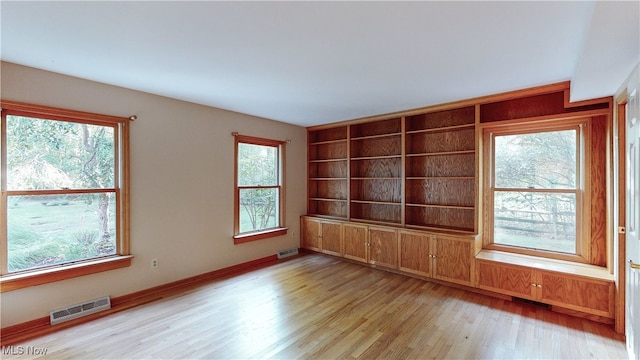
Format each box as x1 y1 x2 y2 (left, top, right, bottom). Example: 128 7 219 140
233 134 287 243
483 119 590 262
1 101 131 291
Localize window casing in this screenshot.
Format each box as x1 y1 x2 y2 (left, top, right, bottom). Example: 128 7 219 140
483 118 591 262
1 101 131 291
233 134 287 243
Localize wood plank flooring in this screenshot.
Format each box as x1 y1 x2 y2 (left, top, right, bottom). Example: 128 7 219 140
2 254 627 359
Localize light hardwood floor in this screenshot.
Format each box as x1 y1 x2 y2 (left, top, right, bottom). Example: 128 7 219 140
3 254 627 359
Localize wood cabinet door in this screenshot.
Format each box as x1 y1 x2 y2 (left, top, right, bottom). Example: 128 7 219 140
399 231 431 277
539 272 614 318
432 236 473 286
369 227 398 269
476 261 535 299
343 223 368 263
321 221 342 256
301 217 321 251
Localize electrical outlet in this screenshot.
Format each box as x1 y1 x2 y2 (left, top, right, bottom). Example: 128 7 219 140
291 231 295 239
151 258 159 268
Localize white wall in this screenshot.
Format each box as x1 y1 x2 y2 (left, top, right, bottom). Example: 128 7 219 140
0 62 308 327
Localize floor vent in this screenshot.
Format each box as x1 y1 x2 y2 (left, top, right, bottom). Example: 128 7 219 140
513 297 551 309
277 248 299 259
50 296 111 325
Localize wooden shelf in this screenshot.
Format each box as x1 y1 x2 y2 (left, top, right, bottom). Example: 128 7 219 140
351 200 401 205
406 106 475 131
352 177 401 180
405 223 476 234
309 198 348 202
351 117 401 138
309 177 348 181
406 176 475 180
309 158 347 162
351 132 402 141
406 203 474 210
349 218 402 227
350 155 402 160
406 150 475 157
406 127 475 154
308 125 348 143
308 126 349 219
405 123 474 135
308 106 477 232
309 138 348 146
351 202 401 224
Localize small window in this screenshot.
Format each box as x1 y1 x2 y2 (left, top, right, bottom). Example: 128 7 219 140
1 101 131 289
233 135 287 243
483 119 590 261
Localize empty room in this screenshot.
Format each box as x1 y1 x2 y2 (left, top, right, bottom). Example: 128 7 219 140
1 1 639 359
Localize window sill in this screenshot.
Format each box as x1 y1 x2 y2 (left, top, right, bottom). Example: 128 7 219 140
0 255 134 293
476 250 613 281
234 227 288 244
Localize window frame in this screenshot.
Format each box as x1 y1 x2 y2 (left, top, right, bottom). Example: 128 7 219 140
482 116 591 263
0 101 132 292
233 134 287 244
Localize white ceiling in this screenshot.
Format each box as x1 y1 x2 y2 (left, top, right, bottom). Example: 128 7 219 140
1 1 638 127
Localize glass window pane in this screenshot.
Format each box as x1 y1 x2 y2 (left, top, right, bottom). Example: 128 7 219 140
7 193 117 272
239 188 278 233
237 143 277 186
493 191 576 253
494 130 576 189
6 115 115 190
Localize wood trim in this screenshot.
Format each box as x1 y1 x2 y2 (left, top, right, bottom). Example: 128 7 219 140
0 252 299 346
233 133 287 146
307 82 572 131
0 100 130 125
476 250 613 281
0 255 133 292
615 93 627 335
0 101 132 277
234 134 287 238
564 89 614 109
1 112 7 274
121 119 131 255
477 108 611 130
233 227 288 244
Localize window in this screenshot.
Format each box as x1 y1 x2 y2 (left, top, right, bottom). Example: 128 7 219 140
483 118 590 262
233 134 287 243
1 101 131 291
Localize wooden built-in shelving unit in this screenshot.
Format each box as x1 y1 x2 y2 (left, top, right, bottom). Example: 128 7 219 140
308 126 348 219
303 81 617 326
404 106 476 232
349 118 403 225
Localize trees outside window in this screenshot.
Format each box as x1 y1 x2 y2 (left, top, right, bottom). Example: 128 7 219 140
1 102 130 283
234 135 286 243
483 119 589 261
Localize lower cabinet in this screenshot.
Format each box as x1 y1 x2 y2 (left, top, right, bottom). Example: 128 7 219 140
343 222 368 263
300 216 343 256
476 259 614 318
342 223 398 270
301 216 614 321
368 226 398 269
399 230 475 286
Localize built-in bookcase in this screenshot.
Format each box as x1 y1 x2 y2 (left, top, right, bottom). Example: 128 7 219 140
308 126 348 219
405 106 476 232
349 118 402 225
307 107 477 232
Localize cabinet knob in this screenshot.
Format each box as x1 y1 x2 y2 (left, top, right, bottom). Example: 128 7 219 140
537 284 542 288
531 283 537 287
